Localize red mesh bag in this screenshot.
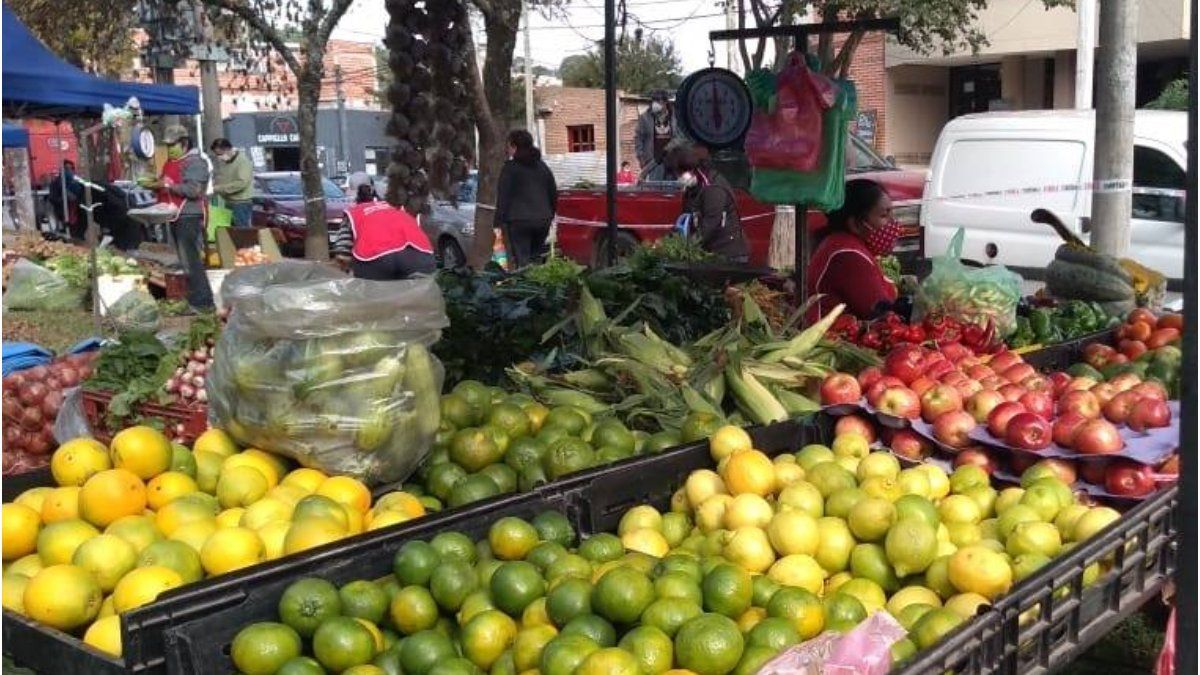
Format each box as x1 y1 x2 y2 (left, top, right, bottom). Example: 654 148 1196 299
745 53 838 173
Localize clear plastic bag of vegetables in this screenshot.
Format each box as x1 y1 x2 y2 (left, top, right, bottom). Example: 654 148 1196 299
913 228 1023 337
208 261 448 485
106 290 161 333
3 258 85 311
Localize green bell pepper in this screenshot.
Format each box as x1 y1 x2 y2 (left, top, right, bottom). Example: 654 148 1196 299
1030 309 1054 342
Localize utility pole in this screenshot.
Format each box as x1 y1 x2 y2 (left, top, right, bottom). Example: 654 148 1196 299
1075 0 1097 108
1090 0 1138 256
195 3 223 147
522 1 536 145
335 64 350 176
725 1 737 74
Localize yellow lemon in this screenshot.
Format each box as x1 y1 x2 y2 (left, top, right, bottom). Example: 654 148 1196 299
71 534 138 593
2 503 41 561
23 564 102 630
721 450 777 497
774 462 806 488
283 519 345 556
104 515 162 554
315 476 372 514
281 468 328 493
242 449 289 486
200 527 264 575
709 426 753 462
695 494 733 533
78 469 148 528
684 470 727 509
155 496 217 537
84 614 123 656
36 519 100 565
724 526 776 575
241 499 293 531
7 554 44 578
50 439 111 487
217 508 247 528
194 451 224 494
223 454 279 490
192 428 239 459
3 572 30 613
256 521 290 560
14 487 53 514
146 471 199 510
110 426 173 480
169 520 218 554
723 493 774 530
216 465 270 509
97 595 116 618
620 528 670 558
112 565 184 613
366 510 414 531
767 510 820 557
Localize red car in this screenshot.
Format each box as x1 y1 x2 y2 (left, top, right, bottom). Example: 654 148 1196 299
251 172 351 256
555 136 925 269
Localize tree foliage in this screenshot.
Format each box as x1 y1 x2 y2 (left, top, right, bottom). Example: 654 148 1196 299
1146 78 1187 111
559 32 683 95
7 0 137 76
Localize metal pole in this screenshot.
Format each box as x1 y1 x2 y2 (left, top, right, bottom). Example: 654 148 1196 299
1075 0 1096 108
522 1 537 144
335 65 350 175
603 0 618 265
1089 0 1138 256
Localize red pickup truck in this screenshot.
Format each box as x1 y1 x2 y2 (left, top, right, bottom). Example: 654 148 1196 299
554 137 926 269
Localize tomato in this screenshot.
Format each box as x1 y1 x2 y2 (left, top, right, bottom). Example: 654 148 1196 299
1128 308 1158 326
1118 339 1148 360
1126 321 1153 342
1146 327 1181 349
1157 313 1184 331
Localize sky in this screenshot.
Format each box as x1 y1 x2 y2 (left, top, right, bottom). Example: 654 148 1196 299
332 0 743 77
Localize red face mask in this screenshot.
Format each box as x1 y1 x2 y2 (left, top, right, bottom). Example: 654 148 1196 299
863 219 902 256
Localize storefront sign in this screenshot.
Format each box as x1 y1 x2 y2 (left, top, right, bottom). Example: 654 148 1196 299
255 115 300 145
853 110 877 147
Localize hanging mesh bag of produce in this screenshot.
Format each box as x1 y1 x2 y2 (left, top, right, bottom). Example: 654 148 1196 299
913 228 1024 337
208 261 448 485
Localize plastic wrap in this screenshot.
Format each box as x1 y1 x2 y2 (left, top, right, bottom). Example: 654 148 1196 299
107 290 161 333
53 387 94 443
823 611 907 674
3 258 85 311
913 228 1023 337
208 261 449 485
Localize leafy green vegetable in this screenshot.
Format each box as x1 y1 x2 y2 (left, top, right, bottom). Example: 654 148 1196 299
522 255 584 287
878 255 902 286
85 331 175 425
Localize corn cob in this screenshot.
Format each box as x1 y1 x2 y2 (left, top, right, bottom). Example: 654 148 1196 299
616 331 690 377
560 368 614 392
724 364 788 425
643 325 694 368
577 284 607 336
759 303 846 363
772 386 820 416
681 383 723 418
538 387 611 415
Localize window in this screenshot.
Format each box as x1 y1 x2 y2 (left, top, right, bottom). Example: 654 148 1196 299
567 125 596 153
1132 146 1185 223
260 175 346 200
846 135 892 172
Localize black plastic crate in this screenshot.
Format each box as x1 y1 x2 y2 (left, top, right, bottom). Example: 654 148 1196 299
2 466 53 502
3 606 127 675
1021 329 1112 372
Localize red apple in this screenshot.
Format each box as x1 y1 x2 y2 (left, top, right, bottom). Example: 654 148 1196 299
966 390 1005 424
1052 411 1090 448
1104 460 1155 497
988 351 1022 373
835 414 877 443
924 359 956 381
1057 390 1101 419
888 428 930 460
1108 372 1143 393
941 343 973 363
954 447 998 475
1073 419 1125 455
1005 413 1053 450
876 386 922 419
954 379 984 401
1102 390 1143 425
933 410 977 448
1126 398 1171 432
965 364 995 381
909 376 937 398
820 373 863 406
959 355 984 370
884 345 927 385
1002 363 1036 384
980 375 1006 391
920 385 964 423
1047 372 1073 396
1033 458 1078 485
1068 376 1098 392
1129 381 1168 402
1082 343 1117 369
1018 391 1054 420
1090 383 1119 406
866 376 906 406
938 370 969 387
1020 375 1052 393
1009 452 1038 474
998 384 1026 402
857 366 884 391
1079 459 1109 485
987 401 1027 438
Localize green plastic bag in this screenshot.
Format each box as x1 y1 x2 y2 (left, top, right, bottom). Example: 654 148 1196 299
913 228 1024 337
749 79 856 209
208 196 232 242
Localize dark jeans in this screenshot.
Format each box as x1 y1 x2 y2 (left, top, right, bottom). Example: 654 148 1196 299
504 219 551 269
351 248 438 280
172 214 215 309
229 201 252 227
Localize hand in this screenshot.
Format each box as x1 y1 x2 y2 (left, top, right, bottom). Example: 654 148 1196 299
136 176 160 188
899 274 920 295
334 254 351 271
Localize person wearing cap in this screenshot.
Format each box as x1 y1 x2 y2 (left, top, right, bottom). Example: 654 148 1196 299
139 124 214 311
635 90 677 182
331 178 437 280
209 138 253 227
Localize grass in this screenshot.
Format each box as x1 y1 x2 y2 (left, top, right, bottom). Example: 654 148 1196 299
3 308 196 355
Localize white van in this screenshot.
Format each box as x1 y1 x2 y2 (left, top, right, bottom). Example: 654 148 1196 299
921 110 1188 284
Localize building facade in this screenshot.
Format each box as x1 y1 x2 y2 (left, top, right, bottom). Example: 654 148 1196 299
223 109 391 178
533 86 646 185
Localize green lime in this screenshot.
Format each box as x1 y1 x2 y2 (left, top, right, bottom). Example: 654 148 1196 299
432 532 478 564
394 541 443 586
505 438 548 473
426 463 469 502
822 593 866 629
680 412 722 443
885 518 939 577
751 575 780 608
591 420 636 455
278 578 342 638
428 658 483 675
655 572 703 605
825 487 867 520
894 495 940 529
390 586 440 635
849 543 901 593
578 533 624 563
452 382 493 423
674 613 744 675
617 625 673 675
732 645 777 675
400 629 459 675
170 445 197 478
702 563 753 618
138 539 203 584
766 587 825 640
546 553 593 583
546 577 593 627
518 464 550 492
561 614 617 648
596 446 633 465
836 579 886 616
449 474 502 508
458 589 498 625
542 438 596 479
532 511 576 547
231 622 302 675
480 464 518 494
544 408 588 435
450 429 503 473
655 555 702 583
441 393 476 428
574 647 641 675
643 431 683 454
461 609 519 670
891 637 918 666
640 598 703 638
313 617 378 673
540 635 600 675
895 603 937 632
430 560 480 612
513 625 558 672
526 541 568 572
490 403 532 440
490 561 547 616
276 656 327 675
746 617 800 651
911 608 965 650
340 580 389 624
591 566 655 625
660 513 693 548
489 517 541 561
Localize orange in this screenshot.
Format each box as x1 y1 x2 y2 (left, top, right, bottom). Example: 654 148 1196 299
282 468 327 493
155 496 218 537
243 449 290 485
2 503 41 560
316 476 372 514
72 534 138 592
240 499 293 531
256 521 290 560
170 520 218 554
36 519 100 565
23 564 102 630
112 565 184 613
104 515 162 553
40 487 82 523
192 428 239 458
200 527 265 575
373 492 426 519
83 615 123 656
217 508 248 529
216 465 271 509
721 450 777 497
146 471 199 510
14 487 54 515
367 510 415 531
50 439 112 487
79 469 148 528
110 426 173 480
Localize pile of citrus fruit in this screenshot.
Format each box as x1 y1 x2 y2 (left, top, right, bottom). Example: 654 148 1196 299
1 425 431 658
420 380 718 509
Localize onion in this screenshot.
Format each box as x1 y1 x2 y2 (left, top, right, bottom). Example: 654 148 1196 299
20 406 44 431
194 363 208 377
6 373 25 391
42 390 63 417
79 366 93 380
27 434 51 455
57 367 80 387
5 425 22 444
19 382 47 407
45 375 62 390
26 366 48 382
193 349 208 361
179 384 195 399
195 388 209 403
174 423 186 435
192 375 205 389
3 397 21 421
41 426 56 444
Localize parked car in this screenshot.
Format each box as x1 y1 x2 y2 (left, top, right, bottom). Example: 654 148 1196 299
921 109 1187 285
251 172 350 255
554 134 926 269
422 172 478 267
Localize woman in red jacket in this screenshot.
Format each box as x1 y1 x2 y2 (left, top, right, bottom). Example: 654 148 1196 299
806 179 902 322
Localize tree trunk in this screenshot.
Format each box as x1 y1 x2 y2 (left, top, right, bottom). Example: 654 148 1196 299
467 3 521 268
297 65 329 260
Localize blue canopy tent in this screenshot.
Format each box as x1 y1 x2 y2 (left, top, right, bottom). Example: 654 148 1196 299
2 5 199 116
2 123 28 148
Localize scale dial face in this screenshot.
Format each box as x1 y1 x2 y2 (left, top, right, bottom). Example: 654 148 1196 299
133 126 156 160
679 69 752 149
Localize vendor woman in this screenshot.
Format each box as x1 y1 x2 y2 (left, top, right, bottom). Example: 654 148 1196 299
806 179 900 322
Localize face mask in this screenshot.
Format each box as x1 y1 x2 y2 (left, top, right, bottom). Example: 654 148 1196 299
221 152 234 163
167 144 184 160
678 171 698 188
651 102 663 114
863 219 902 256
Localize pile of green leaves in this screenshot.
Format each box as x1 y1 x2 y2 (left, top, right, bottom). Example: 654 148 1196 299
43 254 89 289
84 331 175 425
637 234 712 263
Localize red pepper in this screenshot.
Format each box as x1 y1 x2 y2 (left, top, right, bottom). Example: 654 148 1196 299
907 325 927 343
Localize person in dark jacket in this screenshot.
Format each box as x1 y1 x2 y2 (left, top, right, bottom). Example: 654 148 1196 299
667 145 748 263
495 129 557 269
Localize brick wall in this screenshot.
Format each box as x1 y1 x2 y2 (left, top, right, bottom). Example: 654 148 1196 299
536 86 644 170
840 32 887 153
